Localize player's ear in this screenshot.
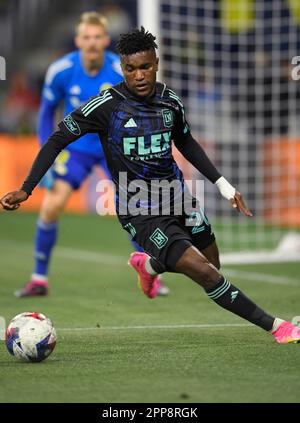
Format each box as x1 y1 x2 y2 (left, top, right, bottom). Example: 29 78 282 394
155 57 159 71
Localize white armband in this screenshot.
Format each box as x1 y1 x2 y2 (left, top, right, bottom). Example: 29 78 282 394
215 176 236 200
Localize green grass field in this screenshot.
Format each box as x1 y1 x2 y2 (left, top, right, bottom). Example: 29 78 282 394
0 212 299 403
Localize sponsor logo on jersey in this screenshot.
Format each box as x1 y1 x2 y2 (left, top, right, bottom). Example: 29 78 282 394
123 132 171 158
63 114 81 136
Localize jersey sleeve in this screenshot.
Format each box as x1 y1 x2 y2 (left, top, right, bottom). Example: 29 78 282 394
57 90 114 137
168 92 191 144
21 91 116 196
167 89 221 183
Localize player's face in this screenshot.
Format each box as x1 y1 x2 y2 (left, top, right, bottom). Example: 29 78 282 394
75 23 110 61
121 49 159 98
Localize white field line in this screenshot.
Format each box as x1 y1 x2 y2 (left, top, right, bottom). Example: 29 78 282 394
57 323 251 332
57 246 124 265
0 240 125 265
0 240 298 286
223 268 299 286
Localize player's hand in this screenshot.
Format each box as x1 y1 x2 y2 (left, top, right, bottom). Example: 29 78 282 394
229 191 253 217
0 190 29 211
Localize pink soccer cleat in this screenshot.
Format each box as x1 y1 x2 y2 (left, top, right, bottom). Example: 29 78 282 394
128 252 159 299
272 321 300 344
14 280 49 298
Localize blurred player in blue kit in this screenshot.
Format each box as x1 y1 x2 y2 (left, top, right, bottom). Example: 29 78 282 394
16 12 169 297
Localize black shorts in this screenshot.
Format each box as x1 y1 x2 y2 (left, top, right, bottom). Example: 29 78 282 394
122 204 215 271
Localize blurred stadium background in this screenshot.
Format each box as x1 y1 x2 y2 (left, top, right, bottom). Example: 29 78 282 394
1 0 300 404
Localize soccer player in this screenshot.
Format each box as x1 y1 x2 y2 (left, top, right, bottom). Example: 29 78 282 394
2 27 300 344
15 12 169 297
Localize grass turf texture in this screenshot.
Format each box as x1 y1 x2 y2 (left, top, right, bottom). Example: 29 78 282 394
0 212 299 403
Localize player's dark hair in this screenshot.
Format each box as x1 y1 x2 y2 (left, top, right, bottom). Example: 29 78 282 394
116 26 158 56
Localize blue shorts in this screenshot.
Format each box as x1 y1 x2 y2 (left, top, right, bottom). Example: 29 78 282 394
52 149 111 190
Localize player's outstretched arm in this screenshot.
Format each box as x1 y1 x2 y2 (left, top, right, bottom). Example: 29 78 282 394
0 190 28 211
1 99 105 211
174 134 253 217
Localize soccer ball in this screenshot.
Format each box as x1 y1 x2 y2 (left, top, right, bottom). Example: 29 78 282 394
5 312 57 362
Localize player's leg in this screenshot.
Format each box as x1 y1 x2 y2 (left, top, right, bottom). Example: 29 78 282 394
128 217 300 343
184 206 220 270
129 238 170 296
40 180 73 223
183 206 291 339
15 180 73 298
36 179 73 268
127 202 217 298
127 215 193 298
177 206 299 342
15 150 93 297
173 245 300 343
200 241 220 270
99 157 170 296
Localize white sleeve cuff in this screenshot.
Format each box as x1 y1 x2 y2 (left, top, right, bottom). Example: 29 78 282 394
215 176 236 200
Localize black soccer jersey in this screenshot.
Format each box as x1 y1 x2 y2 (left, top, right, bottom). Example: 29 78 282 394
22 82 221 221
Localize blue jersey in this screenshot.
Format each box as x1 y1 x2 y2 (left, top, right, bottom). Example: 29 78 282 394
39 50 123 157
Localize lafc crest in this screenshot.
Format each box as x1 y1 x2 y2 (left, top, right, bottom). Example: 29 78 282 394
162 109 173 128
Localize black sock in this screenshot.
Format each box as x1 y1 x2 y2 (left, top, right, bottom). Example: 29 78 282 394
205 277 275 331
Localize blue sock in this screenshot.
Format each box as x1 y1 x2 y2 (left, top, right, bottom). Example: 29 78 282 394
130 238 144 252
33 219 58 278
